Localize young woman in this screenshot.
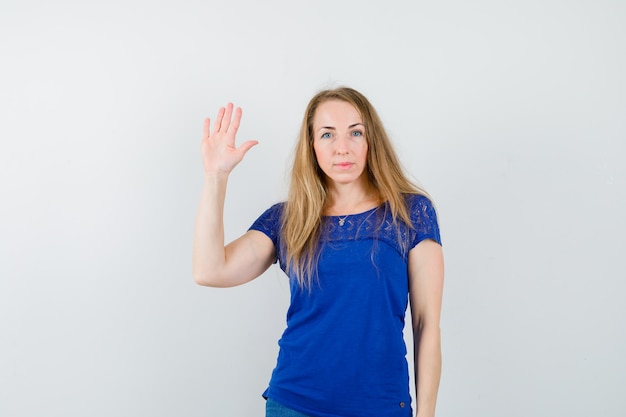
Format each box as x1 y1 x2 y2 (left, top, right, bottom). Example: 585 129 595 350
193 87 444 417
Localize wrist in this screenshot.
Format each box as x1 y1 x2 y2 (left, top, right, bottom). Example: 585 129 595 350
203 170 229 181
415 405 436 417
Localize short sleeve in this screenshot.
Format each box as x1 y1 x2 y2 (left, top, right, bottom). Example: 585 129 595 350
248 202 284 250
408 194 442 248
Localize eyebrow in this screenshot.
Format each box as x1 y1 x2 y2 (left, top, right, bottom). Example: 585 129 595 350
317 123 364 132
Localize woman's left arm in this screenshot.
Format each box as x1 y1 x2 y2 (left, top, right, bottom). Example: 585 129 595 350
408 239 445 417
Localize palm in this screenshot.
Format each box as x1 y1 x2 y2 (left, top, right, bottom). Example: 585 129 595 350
201 103 258 175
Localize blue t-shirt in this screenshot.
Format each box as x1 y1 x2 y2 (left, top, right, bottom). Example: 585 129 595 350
249 194 441 417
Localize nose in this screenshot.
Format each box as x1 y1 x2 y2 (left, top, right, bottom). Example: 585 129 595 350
334 134 350 155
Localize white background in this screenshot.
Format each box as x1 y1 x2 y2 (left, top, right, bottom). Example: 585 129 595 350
1 0 624 416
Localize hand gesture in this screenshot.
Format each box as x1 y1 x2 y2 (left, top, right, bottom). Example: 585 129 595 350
201 103 258 175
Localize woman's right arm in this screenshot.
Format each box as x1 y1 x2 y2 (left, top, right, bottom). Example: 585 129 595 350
192 103 275 288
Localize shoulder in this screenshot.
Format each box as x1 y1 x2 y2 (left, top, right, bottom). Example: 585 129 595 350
248 202 285 244
403 193 442 246
254 202 286 222
263 202 286 218
403 193 436 215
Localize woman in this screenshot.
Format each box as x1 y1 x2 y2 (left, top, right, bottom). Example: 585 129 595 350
193 87 444 417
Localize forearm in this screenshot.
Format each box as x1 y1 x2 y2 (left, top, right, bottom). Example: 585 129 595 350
192 172 229 285
414 324 442 417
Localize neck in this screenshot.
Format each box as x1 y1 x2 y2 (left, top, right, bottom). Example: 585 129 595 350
325 179 378 216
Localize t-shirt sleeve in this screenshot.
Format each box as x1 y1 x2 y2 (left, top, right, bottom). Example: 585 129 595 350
248 202 284 251
408 194 442 248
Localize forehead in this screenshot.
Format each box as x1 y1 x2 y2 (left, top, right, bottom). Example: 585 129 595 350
313 100 362 127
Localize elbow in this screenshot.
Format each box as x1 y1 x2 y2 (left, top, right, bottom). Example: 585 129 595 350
193 272 212 287
414 326 441 348
192 268 223 287
413 318 440 338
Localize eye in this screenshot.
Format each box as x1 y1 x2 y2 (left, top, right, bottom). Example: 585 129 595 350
351 130 363 137
321 132 332 139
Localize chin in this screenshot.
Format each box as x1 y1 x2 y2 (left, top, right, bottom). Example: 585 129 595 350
328 175 366 186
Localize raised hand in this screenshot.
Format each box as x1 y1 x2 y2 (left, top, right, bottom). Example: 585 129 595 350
193 103 274 289
201 103 258 175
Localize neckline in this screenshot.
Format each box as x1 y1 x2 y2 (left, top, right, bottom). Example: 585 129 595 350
322 203 384 219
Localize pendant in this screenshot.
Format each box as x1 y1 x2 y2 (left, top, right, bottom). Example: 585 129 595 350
338 217 347 226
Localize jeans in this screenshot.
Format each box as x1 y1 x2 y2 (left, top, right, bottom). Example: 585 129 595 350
265 398 312 417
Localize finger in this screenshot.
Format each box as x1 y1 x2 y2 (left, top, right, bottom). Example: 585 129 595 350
228 107 242 134
237 140 259 157
203 117 210 139
212 107 225 133
221 103 234 132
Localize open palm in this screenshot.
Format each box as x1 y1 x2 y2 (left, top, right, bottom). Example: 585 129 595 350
201 103 258 175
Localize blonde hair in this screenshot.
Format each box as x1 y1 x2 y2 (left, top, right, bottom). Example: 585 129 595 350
282 87 429 289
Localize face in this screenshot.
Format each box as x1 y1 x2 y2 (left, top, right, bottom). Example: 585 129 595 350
312 100 368 188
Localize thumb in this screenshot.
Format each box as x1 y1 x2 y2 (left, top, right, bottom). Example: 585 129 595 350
237 140 259 157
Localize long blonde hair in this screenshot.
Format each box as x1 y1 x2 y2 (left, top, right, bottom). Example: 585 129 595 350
283 87 429 288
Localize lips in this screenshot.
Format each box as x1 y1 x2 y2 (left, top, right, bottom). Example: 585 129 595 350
335 162 354 170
